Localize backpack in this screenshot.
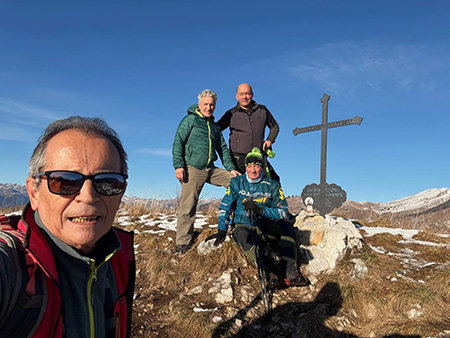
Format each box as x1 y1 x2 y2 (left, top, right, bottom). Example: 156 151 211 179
0 214 46 338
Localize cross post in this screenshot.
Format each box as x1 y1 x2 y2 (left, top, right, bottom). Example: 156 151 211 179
320 94 329 186
292 93 363 216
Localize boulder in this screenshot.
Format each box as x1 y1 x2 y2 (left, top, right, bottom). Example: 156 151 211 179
208 269 234 304
294 211 363 275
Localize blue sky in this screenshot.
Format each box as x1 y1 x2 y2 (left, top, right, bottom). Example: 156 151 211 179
0 1 448 203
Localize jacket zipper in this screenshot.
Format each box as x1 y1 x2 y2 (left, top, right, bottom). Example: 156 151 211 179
205 119 212 169
87 251 116 338
88 259 98 338
195 109 213 170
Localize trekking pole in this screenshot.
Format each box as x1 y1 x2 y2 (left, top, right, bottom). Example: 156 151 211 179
249 209 272 313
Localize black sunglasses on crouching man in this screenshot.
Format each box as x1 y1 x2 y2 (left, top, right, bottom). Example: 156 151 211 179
36 170 128 196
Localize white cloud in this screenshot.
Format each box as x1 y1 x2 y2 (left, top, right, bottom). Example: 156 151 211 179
0 123 39 142
286 41 450 97
0 98 66 142
136 148 172 156
0 98 62 122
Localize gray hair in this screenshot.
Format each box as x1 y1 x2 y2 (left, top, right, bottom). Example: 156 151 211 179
29 116 128 180
197 89 217 103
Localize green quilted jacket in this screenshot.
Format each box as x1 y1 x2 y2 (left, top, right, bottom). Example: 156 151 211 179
172 104 236 171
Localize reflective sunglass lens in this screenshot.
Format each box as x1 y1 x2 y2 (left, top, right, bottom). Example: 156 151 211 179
48 172 84 195
42 171 126 196
94 174 125 195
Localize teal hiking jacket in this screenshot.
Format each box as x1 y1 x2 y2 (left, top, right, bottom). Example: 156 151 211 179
172 104 236 171
218 174 289 232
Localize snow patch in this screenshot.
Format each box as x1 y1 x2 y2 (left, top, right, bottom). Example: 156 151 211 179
360 226 419 240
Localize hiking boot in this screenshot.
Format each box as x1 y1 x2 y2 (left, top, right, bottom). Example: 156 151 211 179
285 270 310 287
190 230 201 245
175 245 190 254
266 273 282 290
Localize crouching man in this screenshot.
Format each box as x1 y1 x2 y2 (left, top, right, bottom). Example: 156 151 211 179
0 116 135 337
207 148 309 289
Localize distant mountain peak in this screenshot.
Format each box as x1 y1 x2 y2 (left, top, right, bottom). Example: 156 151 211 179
0 182 29 207
1 183 449 234
377 188 450 214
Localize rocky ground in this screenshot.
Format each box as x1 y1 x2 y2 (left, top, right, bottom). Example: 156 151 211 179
116 207 450 338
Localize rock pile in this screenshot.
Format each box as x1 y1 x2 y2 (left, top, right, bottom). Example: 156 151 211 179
197 211 364 279
294 211 364 275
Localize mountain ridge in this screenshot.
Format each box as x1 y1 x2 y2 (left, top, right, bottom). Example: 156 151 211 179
0 183 29 207
1 183 449 232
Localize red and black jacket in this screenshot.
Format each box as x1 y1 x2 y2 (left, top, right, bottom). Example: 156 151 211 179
0 205 135 338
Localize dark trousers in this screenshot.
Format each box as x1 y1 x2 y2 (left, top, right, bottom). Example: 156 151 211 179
233 219 297 278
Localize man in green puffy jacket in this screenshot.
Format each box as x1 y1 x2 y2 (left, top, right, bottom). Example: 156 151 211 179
172 89 241 254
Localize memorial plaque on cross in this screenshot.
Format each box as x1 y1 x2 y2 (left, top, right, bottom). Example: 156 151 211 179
293 93 363 216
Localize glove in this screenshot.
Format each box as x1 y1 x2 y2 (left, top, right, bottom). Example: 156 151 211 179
205 229 227 246
243 199 263 216
265 148 275 158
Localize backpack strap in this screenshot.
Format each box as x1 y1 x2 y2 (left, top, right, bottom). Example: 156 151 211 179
0 223 23 329
1 213 21 227
0 214 9 223
0 214 47 337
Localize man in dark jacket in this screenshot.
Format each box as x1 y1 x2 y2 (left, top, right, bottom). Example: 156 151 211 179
217 83 280 179
172 89 241 254
0 116 135 337
207 148 309 290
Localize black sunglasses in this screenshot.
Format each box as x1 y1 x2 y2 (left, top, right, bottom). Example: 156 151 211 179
37 170 128 196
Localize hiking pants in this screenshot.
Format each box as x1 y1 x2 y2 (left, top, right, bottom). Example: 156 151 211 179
233 219 297 278
176 165 233 245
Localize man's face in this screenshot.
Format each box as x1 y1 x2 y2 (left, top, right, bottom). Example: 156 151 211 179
246 164 262 180
198 96 215 118
26 130 125 254
236 84 253 110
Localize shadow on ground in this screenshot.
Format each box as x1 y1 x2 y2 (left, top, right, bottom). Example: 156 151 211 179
211 282 422 338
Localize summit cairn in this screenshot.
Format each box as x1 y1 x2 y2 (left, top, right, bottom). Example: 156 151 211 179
294 211 364 276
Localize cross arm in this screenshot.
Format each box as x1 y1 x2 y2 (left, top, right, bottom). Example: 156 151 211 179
326 115 363 129
292 124 322 136
292 115 363 136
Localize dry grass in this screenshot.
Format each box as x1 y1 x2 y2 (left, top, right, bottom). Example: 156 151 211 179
331 230 450 337
0 205 25 215
120 200 177 219
131 233 256 338
413 232 450 245
368 213 450 235
2 200 449 336
203 207 219 227
124 207 450 338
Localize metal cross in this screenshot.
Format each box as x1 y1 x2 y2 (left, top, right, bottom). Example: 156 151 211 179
293 93 363 215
